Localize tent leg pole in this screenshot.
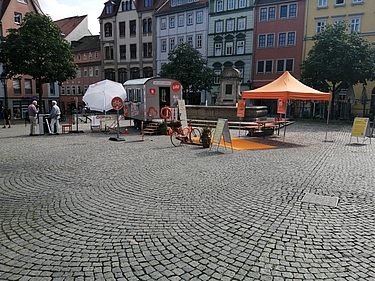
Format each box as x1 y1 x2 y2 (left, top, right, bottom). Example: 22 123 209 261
324 99 331 142
283 102 288 142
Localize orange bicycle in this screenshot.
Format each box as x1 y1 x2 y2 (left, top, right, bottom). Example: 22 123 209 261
168 120 201 147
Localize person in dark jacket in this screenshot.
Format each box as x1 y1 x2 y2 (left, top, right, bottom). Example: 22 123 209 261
2 106 11 128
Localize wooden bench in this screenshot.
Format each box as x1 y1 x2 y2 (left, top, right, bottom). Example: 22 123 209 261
244 123 277 137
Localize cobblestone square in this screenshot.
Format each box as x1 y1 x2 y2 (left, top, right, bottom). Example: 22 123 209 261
1 120 374 280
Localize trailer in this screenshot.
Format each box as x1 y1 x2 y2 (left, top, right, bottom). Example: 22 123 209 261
123 77 183 128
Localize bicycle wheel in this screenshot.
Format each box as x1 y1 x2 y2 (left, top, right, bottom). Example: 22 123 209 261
190 128 201 142
170 131 183 147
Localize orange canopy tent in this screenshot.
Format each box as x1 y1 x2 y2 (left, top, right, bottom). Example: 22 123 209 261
242 71 332 141
242 71 331 101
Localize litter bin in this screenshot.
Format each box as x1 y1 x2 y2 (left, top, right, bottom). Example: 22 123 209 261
38 114 50 134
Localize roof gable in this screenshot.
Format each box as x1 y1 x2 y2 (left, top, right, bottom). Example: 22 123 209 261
99 0 121 19
71 35 100 53
54 15 87 38
0 0 43 21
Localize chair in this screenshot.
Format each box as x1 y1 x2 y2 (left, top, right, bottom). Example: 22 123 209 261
90 116 101 132
62 115 73 134
105 115 123 134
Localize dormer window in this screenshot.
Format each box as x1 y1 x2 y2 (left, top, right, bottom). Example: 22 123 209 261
14 12 22 24
105 4 113 14
123 1 132 10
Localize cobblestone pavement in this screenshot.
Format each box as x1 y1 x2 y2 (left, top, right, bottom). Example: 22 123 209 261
1 119 375 281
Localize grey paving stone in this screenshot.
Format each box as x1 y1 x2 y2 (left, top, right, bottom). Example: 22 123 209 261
1 121 375 280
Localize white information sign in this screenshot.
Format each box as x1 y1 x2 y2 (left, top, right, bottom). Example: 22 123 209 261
211 118 232 152
178 100 187 127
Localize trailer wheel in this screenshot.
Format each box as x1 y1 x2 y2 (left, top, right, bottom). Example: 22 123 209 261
160 106 172 119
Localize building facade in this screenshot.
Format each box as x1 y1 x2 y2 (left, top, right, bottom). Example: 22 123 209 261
99 0 164 85
251 0 305 114
304 0 375 118
155 0 210 105
95 0 375 115
54 15 93 114
253 0 305 87
0 0 47 119
60 35 102 114
207 0 255 105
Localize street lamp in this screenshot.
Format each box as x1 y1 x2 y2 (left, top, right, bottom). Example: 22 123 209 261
0 74 8 107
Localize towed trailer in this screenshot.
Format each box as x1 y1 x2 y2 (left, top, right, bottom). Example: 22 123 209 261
123 77 182 128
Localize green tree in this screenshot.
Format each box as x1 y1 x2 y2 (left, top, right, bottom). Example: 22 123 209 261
300 22 375 117
159 43 216 103
0 12 77 112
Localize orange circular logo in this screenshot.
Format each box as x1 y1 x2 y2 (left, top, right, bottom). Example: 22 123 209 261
111 97 124 110
172 82 181 93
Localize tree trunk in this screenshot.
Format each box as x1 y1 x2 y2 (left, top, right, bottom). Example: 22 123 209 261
329 84 337 121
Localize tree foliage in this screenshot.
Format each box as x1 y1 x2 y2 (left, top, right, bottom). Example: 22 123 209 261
0 13 77 110
301 22 375 96
159 43 216 97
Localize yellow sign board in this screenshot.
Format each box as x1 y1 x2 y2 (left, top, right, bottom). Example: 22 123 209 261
351 117 369 137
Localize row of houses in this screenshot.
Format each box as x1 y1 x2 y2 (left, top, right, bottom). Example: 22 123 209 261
0 0 374 118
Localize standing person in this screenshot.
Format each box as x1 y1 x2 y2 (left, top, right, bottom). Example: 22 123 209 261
27 100 38 136
49 100 61 135
2 106 11 128
15 108 20 119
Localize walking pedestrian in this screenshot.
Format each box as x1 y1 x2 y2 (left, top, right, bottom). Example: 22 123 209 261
27 100 38 136
2 106 11 128
49 100 61 135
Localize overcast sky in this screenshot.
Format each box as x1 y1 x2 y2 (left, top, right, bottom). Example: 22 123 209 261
39 0 103 35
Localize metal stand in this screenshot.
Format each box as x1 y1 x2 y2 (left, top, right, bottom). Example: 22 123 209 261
109 110 125 141
71 113 84 133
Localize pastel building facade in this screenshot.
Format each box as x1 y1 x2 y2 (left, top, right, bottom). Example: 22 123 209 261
155 0 210 104
0 0 46 119
207 0 255 104
304 0 375 118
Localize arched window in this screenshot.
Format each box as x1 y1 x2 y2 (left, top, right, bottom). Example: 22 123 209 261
143 67 153 78
143 19 147 33
223 61 234 69
105 23 112 37
130 67 140 79
118 68 127 83
148 18 152 33
104 68 115 81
